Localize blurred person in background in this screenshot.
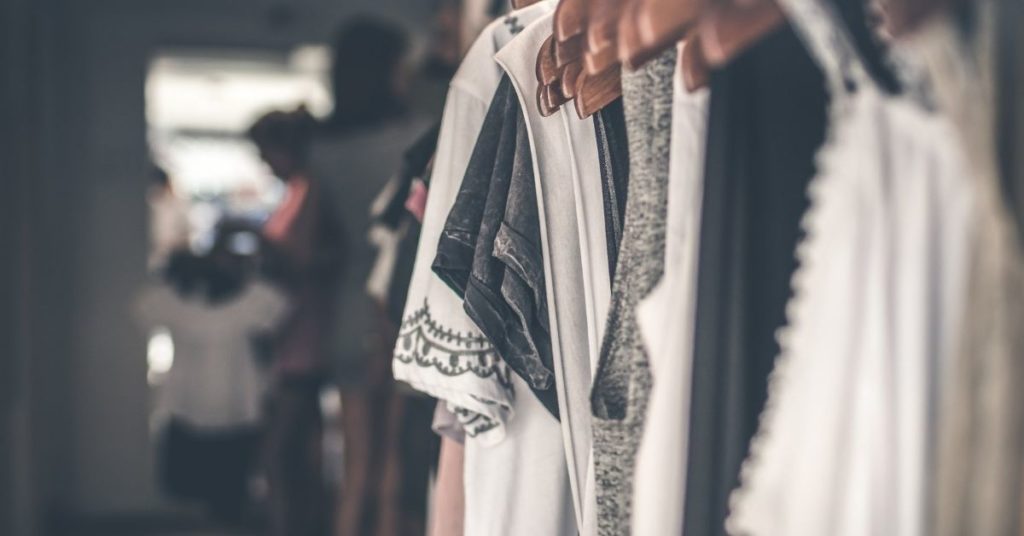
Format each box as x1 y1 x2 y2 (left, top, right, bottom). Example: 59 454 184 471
146 165 190 272
308 16 437 536
136 228 289 526
249 107 346 536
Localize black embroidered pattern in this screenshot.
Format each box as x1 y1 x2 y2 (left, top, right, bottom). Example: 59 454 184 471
453 405 500 437
504 15 524 35
396 300 514 390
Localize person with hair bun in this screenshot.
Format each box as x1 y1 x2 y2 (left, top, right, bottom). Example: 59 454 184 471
309 15 439 536
249 105 345 536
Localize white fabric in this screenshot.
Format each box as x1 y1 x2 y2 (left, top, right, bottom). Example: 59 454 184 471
909 15 1024 536
559 74 612 382
136 281 289 428
394 6 575 535
393 8 554 444
631 43 710 536
365 175 402 303
726 34 974 536
365 220 405 304
463 372 575 536
496 11 607 535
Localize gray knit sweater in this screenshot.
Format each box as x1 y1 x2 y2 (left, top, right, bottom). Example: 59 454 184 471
590 47 677 536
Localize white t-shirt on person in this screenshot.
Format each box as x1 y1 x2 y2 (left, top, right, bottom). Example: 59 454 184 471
136 280 289 429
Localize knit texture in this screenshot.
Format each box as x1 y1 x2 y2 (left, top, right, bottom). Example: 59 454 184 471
590 47 676 536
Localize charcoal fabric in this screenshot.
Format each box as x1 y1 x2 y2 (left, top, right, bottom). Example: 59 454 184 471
681 24 828 536
495 9 615 531
434 76 558 418
590 47 677 536
593 98 631 278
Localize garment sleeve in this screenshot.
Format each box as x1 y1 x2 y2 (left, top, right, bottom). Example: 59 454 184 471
432 401 467 444
432 77 513 296
453 78 561 417
392 82 516 446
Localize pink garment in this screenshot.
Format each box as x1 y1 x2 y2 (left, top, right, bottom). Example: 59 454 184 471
263 176 338 374
264 178 310 244
405 178 429 223
429 436 465 536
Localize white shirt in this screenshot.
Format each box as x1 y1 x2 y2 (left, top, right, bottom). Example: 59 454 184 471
392 4 554 446
393 4 575 535
631 44 710 536
726 42 974 536
496 10 612 535
136 281 289 429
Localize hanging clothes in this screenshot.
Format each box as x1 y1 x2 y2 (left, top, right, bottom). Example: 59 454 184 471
682 22 828 536
631 41 710 536
394 4 575 535
589 46 676 536
370 124 441 325
726 0 976 534
433 75 558 418
495 9 613 534
906 10 1024 536
432 71 576 534
394 10 540 443
594 99 631 278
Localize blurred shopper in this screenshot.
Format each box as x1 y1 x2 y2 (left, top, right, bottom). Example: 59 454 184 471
309 17 437 536
136 230 289 524
249 108 346 536
146 165 190 272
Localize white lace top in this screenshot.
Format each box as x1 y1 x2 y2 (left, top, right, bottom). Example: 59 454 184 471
726 2 975 534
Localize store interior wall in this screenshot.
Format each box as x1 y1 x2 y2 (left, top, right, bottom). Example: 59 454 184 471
1 0 436 534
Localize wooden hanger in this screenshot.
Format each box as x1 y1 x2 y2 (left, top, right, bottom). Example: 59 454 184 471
697 0 785 67
513 0 544 8
618 1 665 70
586 0 625 55
554 33 586 67
546 83 570 109
536 34 561 85
561 61 584 98
583 0 623 113
573 64 622 118
615 0 704 73
537 84 559 116
636 0 702 54
681 35 711 90
584 41 619 74
533 0 623 118
554 0 588 41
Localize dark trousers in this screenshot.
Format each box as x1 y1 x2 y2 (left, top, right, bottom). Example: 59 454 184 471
265 374 325 536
